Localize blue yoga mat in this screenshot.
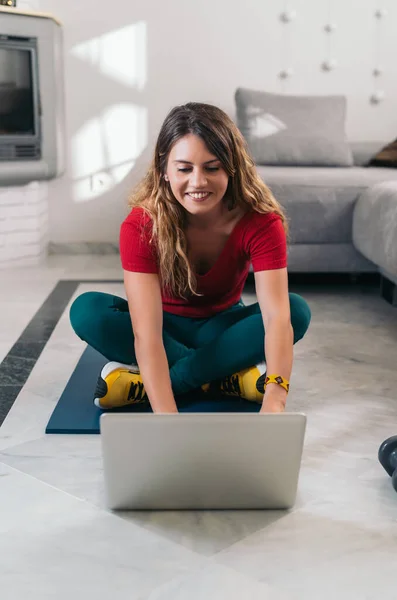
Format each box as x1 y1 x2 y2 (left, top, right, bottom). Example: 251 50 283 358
46 345 260 434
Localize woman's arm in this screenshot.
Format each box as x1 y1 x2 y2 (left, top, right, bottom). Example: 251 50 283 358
124 270 178 413
254 267 294 413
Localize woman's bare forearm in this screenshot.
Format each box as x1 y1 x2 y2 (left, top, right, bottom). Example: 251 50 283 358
134 338 178 413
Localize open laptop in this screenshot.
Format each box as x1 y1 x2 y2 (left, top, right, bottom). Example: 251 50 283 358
100 412 307 510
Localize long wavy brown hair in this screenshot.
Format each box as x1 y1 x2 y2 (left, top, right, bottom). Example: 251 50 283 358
128 102 289 298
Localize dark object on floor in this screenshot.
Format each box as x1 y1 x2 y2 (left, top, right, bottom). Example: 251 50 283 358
378 436 397 492
46 346 260 434
380 275 397 306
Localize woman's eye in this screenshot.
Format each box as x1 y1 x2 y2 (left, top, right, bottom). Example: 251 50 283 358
177 167 220 173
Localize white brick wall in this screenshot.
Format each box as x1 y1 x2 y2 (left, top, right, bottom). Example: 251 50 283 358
0 182 49 269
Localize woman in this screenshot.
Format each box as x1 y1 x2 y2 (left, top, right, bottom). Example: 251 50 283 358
70 103 311 414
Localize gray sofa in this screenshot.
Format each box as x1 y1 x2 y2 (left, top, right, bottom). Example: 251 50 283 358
257 143 397 306
234 88 397 305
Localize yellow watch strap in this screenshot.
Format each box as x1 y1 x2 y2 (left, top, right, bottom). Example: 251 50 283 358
264 374 290 393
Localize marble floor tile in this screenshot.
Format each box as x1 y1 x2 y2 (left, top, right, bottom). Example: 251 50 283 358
0 257 396 598
214 506 397 599
0 282 124 449
1 387 395 557
0 434 104 502
0 342 11 364
104 510 290 558
0 279 59 362
0 433 291 556
145 562 291 599
0 254 123 284
0 462 205 600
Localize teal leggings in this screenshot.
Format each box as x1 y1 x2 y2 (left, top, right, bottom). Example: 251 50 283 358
69 292 311 396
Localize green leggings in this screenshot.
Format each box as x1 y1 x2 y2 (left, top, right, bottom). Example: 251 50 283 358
69 292 311 396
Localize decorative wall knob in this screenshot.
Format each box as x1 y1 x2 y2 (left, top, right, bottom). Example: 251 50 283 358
321 59 337 71
279 68 293 79
280 10 297 23
375 8 388 18
370 90 385 104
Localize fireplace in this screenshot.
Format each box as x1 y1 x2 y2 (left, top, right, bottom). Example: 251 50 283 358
0 36 41 160
0 7 65 269
0 7 65 184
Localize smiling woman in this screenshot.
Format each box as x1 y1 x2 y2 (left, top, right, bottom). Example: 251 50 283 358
69 102 312 415
129 103 290 299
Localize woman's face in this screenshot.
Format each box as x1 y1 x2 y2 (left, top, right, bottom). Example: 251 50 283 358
165 134 229 219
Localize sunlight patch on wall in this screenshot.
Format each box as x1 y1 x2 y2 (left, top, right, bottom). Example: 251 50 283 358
72 104 148 202
71 22 147 90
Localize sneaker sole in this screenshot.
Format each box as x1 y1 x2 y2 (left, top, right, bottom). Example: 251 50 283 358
93 361 140 408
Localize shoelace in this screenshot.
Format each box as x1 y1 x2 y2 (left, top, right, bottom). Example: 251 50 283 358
220 374 241 396
127 381 146 403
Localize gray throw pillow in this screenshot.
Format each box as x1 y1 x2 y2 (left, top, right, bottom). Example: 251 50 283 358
235 88 353 167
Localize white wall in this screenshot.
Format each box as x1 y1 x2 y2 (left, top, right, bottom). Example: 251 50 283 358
15 0 397 244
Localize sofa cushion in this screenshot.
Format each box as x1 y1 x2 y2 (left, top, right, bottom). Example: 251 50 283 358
287 244 376 273
257 166 397 244
353 182 397 277
257 165 397 187
235 88 353 167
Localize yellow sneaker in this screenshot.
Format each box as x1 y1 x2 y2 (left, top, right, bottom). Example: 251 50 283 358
94 362 148 409
218 366 264 403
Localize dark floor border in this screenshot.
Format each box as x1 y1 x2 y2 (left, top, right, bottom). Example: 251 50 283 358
0 280 123 426
0 273 383 427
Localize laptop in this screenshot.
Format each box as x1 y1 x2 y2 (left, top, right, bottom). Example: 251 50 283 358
100 412 307 510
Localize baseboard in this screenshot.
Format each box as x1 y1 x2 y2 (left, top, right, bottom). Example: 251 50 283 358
48 242 119 255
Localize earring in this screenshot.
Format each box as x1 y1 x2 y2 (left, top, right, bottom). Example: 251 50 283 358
164 174 169 181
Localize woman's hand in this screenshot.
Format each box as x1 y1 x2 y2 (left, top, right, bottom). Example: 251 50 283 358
154 406 179 414
259 385 287 414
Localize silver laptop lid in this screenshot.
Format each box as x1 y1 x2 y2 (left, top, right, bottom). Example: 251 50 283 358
100 412 307 510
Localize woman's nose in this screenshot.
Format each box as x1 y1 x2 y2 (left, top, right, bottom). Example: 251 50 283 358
190 169 208 188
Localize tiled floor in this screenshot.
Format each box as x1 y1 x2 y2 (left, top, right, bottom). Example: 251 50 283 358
1 255 397 599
